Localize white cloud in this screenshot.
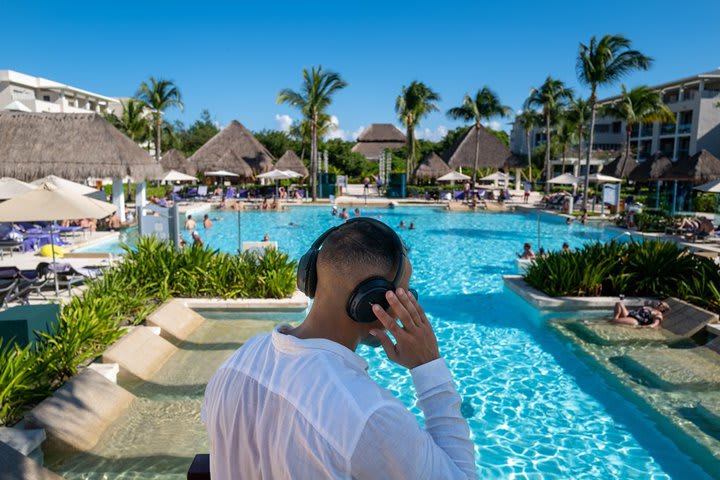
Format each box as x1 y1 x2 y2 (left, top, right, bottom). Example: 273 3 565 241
324 115 351 140
274 114 293 132
351 126 365 141
416 125 448 142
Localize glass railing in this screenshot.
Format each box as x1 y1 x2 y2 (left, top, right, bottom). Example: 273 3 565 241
660 124 676 135
702 89 720 98
677 123 692 134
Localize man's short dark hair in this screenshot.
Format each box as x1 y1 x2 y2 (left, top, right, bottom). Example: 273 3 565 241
318 221 401 280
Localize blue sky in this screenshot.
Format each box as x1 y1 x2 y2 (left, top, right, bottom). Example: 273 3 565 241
3 0 719 140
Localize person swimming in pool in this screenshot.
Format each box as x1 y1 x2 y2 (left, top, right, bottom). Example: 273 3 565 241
610 300 670 328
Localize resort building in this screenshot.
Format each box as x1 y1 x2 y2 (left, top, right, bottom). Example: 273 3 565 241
510 69 720 166
352 123 406 161
0 70 121 115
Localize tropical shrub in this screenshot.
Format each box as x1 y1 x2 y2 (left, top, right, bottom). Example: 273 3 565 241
524 239 720 314
0 237 297 426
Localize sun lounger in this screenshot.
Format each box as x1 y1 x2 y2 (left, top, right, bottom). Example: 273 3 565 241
0 279 19 309
567 297 718 346
49 263 106 294
242 241 278 256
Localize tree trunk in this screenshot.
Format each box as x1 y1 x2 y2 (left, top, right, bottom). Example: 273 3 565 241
619 124 632 177
544 113 551 194
577 126 583 179
582 90 597 212
155 112 161 162
405 122 412 189
311 116 317 202
526 132 532 184
473 123 480 187
561 146 567 174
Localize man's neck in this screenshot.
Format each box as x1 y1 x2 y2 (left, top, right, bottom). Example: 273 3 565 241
288 309 359 352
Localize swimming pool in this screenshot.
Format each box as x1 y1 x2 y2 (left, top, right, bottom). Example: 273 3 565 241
66 207 713 478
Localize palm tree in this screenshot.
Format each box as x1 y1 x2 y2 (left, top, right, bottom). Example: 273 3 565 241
603 85 674 174
564 97 591 178
289 114 334 166
555 119 574 174
447 87 511 186
104 98 150 145
514 109 542 182
577 34 652 211
526 77 573 192
396 82 441 185
136 77 184 161
277 66 348 201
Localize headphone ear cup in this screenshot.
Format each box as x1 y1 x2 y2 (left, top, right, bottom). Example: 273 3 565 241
346 277 394 323
296 251 311 296
297 250 319 298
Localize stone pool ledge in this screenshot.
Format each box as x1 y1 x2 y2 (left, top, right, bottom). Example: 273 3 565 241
183 290 309 310
503 275 651 311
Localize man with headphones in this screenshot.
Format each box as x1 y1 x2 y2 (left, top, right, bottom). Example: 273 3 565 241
202 218 476 479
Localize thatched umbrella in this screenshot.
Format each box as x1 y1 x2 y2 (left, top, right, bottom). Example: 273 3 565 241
200 150 254 180
0 111 161 181
446 125 513 170
628 153 673 182
351 124 406 161
413 152 451 181
161 149 196 175
661 150 720 182
275 150 309 178
189 120 275 175
601 154 638 179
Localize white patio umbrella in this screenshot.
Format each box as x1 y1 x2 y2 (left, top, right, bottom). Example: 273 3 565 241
31 175 98 196
694 179 720 193
280 170 303 179
547 173 580 185
257 169 296 180
0 183 117 295
205 170 240 177
587 173 622 183
0 177 37 200
479 172 510 182
437 171 471 182
157 170 197 183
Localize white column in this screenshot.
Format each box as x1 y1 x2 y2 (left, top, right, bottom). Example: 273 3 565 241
112 177 126 222
135 181 146 208
515 168 521 190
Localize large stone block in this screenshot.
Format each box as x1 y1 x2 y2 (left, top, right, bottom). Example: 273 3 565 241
102 326 177 381
616 348 720 389
24 369 135 453
0 441 63 480
146 299 205 342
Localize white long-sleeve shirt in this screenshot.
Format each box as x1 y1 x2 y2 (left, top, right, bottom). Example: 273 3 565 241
202 323 477 480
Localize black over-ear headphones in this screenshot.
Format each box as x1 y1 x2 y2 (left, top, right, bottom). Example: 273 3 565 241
297 217 414 323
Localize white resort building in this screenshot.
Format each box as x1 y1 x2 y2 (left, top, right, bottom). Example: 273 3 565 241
0 70 121 115
510 69 720 168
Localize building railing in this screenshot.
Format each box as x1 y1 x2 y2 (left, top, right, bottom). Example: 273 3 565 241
660 124 676 135
677 123 692 134
702 89 720 98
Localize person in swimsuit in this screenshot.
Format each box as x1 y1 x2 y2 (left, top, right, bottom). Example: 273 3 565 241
610 301 670 328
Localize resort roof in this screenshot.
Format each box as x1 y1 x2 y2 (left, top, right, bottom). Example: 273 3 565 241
275 150 309 178
352 124 406 160
0 112 161 182
189 120 275 175
203 150 254 178
446 125 513 170
413 152 451 180
504 154 526 169
161 149 196 175
662 150 720 182
601 154 638 179
628 153 673 182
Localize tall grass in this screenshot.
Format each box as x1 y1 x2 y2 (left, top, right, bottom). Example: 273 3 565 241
524 239 720 313
0 237 297 426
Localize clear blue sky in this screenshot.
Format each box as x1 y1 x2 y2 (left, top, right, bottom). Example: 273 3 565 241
3 0 719 140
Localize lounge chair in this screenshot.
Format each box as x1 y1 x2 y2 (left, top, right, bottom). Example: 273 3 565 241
0 279 19 309
183 187 198 201
196 186 209 201
49 263 105 294
225 187 237 199
566 297 718 346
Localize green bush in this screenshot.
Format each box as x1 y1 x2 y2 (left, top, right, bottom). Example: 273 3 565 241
524 239 720 314
694 193 717 213
0 237 298 426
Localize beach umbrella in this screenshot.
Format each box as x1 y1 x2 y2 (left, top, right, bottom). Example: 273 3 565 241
280 170 303 179
694 179 720 193
437 171 471 182
587 173 622 183
479 172 510 182
0 183 117 294
547 173 580 185
157 170 197 183
205 170 240 177
0 177 37 200
257 169 295 180
31 175 98 196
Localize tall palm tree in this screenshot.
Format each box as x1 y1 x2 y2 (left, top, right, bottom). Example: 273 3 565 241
526 76 573 192
446 87 511 186
289 114 334 166
555 119 574 174
577 34 652 211
564 97 591 178
396 81 441 185
603 85 674 174
277 66 348 201
514 109 542 182
136 77 184 161
104 98 150 145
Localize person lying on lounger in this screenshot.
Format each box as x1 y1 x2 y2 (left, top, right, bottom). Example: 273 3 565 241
610 301 670 328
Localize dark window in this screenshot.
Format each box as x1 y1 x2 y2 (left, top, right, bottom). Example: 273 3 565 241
42 95 50 102
594 124 610 134
612 122 622 134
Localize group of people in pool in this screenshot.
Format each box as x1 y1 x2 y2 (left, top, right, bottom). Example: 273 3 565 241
183 213 224 248
517 242 571 260
331 206 417 230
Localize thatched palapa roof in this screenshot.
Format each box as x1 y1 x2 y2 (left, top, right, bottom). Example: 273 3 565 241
662 149 720 182
161 149 196 175
0 111 161 181
446 125 513 169
275 150 309 178
629 153 673 182
413 152 451 180
209 150 254 178
601 154 638 178
189 120 275 175
352 123 406 161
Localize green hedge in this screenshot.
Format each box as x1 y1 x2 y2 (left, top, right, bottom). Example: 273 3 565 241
0 237 297 426
524 239 720 313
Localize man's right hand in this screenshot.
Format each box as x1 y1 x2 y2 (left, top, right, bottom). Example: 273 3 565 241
370 288 440 370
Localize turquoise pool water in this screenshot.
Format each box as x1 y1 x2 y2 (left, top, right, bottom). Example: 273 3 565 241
78 207 711 478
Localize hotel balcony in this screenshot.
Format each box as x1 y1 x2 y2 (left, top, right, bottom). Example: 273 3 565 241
677 123 692 134
659 123 676 135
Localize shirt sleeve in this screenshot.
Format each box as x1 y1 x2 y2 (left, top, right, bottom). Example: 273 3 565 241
350 359 477 480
